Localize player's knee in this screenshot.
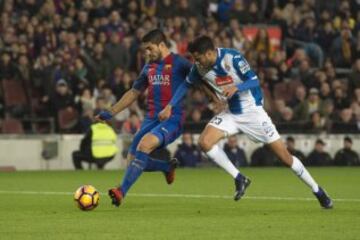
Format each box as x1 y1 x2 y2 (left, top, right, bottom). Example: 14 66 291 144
198 137 213 152
137 135 159 153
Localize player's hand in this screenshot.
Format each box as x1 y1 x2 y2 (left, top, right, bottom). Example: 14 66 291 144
222 85 238 98
158 105 172 121
212 101 226 114
94 110 113 122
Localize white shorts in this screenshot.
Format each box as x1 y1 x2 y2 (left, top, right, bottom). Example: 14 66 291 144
208 107 280 144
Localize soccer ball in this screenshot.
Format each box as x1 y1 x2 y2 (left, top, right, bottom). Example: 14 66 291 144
74 185 100 211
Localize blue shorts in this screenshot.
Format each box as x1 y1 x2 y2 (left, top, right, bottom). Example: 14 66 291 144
128 115 184 156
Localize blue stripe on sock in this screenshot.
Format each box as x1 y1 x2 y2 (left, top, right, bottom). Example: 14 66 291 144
145 158 170 172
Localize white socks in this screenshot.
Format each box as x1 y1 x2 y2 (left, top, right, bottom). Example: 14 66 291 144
206 145 240 178
206 146 319 193
291 156 319 193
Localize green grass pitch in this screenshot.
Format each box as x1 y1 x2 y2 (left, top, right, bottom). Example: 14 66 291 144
0 167 359 240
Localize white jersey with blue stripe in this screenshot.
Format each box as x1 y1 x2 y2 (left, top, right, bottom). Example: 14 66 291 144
187 48 263 114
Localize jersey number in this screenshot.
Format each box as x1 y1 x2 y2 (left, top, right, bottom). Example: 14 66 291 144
211 117 223 125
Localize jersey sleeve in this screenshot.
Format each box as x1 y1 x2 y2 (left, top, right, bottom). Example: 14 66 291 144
169 65 201 107
132 65 149 91
185 65 201 85
232 51 260 92
232 51 257 81
177 56 193 78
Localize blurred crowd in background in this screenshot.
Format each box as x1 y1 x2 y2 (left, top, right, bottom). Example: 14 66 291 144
0 0 360 135
164 134 360 167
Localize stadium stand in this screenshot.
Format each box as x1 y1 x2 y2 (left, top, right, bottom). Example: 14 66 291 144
0 0 359 135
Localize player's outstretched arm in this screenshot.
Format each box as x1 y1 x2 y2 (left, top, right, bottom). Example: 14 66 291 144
95 89 140 121
158 81 190 121
199 82 225 113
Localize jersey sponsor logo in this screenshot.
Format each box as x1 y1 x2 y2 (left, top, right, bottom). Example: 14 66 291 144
238 60 250 74
215 75 233 86
149 74 171 86
161 127 169 133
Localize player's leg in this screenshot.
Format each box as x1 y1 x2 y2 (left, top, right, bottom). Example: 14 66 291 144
199 113 251 201
120 116 184 192
199 125 240 179
240 107 333 208
109 132 162 206
267 139 333 208
125 118 170 172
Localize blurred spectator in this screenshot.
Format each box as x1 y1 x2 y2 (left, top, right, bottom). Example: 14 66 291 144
217 0 235 23
87 42 110 85
174 133 202 167
348 60 360 96
332 108 359 133
100 84 116 109
289 85 307 108
77 88 95 132
334 137 360 166
331 28 356 67
72 122 118 170
305 139 332 166
333 87 351 111
250 145 280 166
305 111 326 133
121 112 141 135
94 96 107 115
48 79 76 115
105 32 129 71
252 28 272 58
184 108 206 133
223 136 248 167
316 21 336 56
112 70 132 100
0 52 17 79
294 88 326 121
286 136 306 161
319 82 332 102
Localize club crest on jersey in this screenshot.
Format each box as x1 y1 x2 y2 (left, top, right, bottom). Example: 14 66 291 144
164 64 172 70
215 75 233 86
149 74 170 86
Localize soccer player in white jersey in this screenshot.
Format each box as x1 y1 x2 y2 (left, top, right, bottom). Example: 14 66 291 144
159 36 333 209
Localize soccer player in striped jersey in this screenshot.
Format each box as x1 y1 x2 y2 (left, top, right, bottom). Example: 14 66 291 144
159 36 333 209
96 29 191 206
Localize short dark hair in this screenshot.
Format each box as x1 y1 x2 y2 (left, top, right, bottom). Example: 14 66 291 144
344 136 352 143
188 36 215 54
142 29 167 45
315 139 325 145
286 136 295 143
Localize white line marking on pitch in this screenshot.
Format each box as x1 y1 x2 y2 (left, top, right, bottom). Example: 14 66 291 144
0 190 359 203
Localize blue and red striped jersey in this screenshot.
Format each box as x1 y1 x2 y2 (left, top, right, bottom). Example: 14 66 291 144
132 53 192 118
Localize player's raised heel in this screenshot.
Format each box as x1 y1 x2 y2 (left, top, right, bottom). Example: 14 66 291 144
314 187 333 209
164 158 179 185
234 176 251 201
108 188 123 207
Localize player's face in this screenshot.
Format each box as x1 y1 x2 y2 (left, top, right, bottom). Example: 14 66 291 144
192 50 217 69
143 42 162 61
